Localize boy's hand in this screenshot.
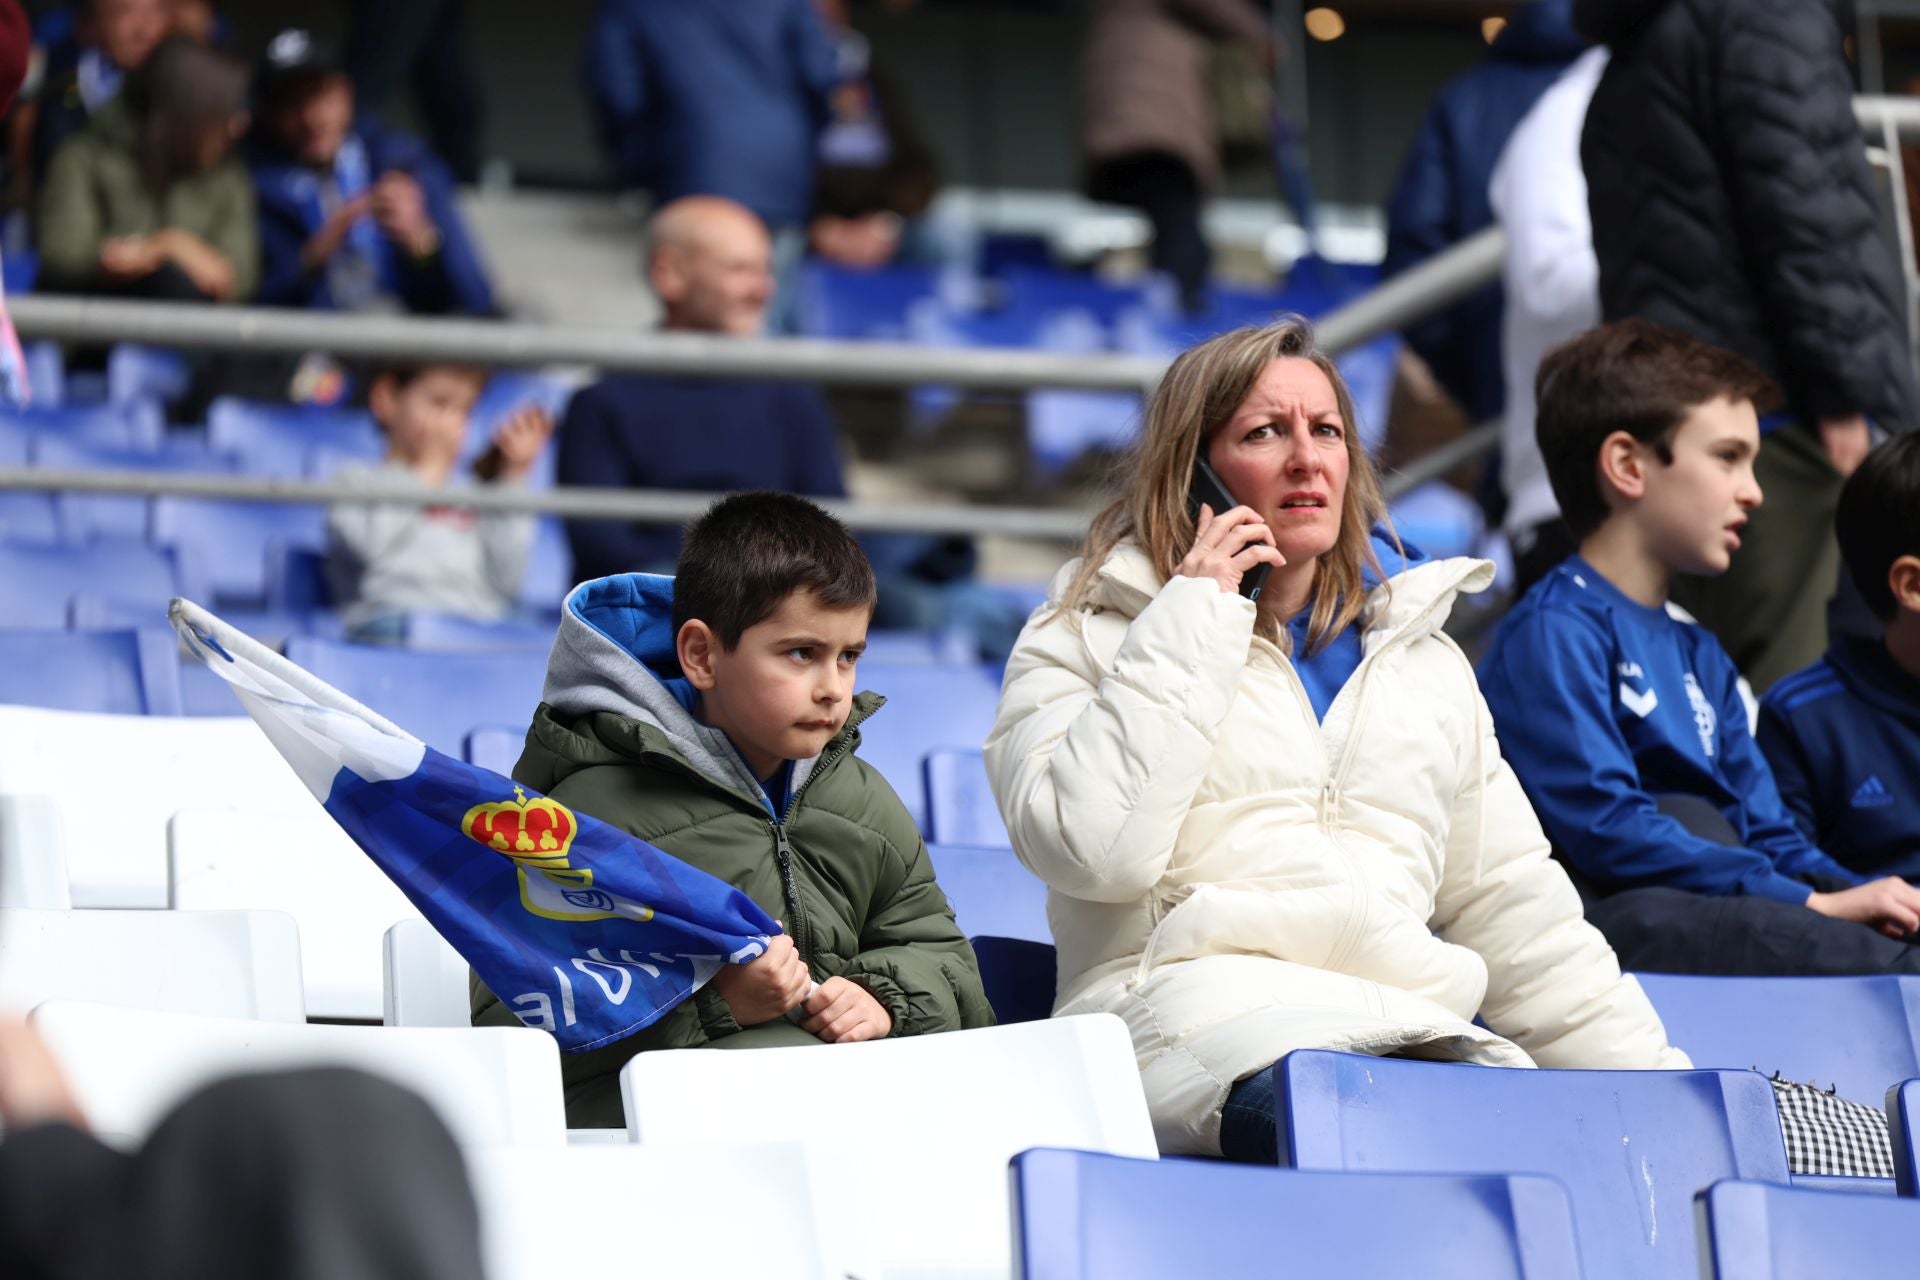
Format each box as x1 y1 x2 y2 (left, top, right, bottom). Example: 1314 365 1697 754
299 193 374 271
1808 876 1920 937
710 933 811 1026
487 406 554 483
371 171 439 258
797 976 892 1043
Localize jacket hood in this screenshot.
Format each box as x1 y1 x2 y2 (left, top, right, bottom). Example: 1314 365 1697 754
1571 0 1670 46
1493 0 1588 64
538 573 848 808
1829 635 1920 727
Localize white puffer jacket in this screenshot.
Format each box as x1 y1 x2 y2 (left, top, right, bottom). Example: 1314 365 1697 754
985 542 1689 1155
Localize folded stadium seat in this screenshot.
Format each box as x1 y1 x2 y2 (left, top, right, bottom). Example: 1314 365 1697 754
0 706 318 907
33 434 238 539
0 539 191 628
1635 973 1920 1111
1274 1050 1791 1279
924 748 1011 847
971 936 1057 1026
401 610 558 653
0 907 305 1021
168 806 424 1021
207 396 383 475
0 628 183 715
30 999 566 1148
794 260 950 340
1697 1179 1920 1280
0 794 71 908
151 496 328 604
518 516 574 611
463 725 526 777
621 1012 1156 1279
848 660 1005 832
0 419 22 464
1887 1080 1920 1195
928 842 1047 941
23 341 62 407
382 917 473 1028
1012 1149 1584 1280
282 636 549 759
469 1144 834 1280
267 543 330 612
105 343 192 407
0 399 164 449
0 492 63 543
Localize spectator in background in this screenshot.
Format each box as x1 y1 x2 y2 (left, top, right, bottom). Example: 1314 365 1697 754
18 0 167 195
248 30 495 318
1487 44 1607 593
37 34 254 302
344 0 484 186
1079 0 1272 314
1384 0 1586 429
1577 0 1916 692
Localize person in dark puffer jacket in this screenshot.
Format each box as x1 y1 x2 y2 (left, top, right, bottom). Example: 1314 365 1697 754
1576 0 1917 693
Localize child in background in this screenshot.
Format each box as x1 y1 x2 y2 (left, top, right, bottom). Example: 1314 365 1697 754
473 491 993 1127
326 361 552 643
1479 318 1920 976
1759 434 1920 881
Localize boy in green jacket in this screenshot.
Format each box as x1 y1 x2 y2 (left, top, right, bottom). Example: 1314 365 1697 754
475 491 994 1126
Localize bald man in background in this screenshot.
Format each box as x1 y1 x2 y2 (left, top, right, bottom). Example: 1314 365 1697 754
555 195 850 579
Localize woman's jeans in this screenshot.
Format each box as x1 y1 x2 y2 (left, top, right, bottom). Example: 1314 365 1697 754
1218 1063 1281 1164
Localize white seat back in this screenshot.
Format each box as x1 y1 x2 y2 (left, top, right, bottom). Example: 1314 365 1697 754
0 708 316 907
32 1000 566 1148
383 918 473 1027
468 1144 835 1280
0 795 71 908
620 1013 1155 1279
0 908 304 1021
169 806 421 1020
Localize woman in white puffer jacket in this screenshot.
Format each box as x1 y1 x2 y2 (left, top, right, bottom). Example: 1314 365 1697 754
985 317 1689 1160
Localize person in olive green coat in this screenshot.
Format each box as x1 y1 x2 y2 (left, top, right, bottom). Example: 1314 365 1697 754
36 35 256 302
475 493 994 1126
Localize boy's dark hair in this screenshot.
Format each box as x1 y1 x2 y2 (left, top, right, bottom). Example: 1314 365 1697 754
364 361 489 431
1836 433 1920 621
1535 318 1780 539
672 492 877 648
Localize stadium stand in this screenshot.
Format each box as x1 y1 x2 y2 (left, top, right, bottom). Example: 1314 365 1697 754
34 433 237 539
0 627 182 714
0 539 193 627
1011 1149 1584 1279
928 841 1048 942
281 637 549 759
924 747 1009 847
1696 1179 1920 1280
851 660 1005 832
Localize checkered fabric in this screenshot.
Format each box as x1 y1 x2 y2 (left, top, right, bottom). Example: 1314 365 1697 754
1771 1077 1894 1179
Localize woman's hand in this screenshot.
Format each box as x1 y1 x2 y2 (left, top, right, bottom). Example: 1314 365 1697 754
1177 503 1286 595
149 228 237 300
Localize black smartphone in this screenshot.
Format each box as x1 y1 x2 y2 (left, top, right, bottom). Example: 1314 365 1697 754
1187 457 1273 602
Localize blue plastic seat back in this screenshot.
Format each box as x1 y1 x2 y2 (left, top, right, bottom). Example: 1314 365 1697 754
517 516 574 610
0 401 162 449
923 748 1009 847
0 539 186 628
1887 1079 1920 1195
852 661 1003 832
106 344 192 406
1635 973 1920 1109
970 936 1056 1025
283 637 548 758
861 630 975 666
401 611 556 653
1012 1149 1585 1280
464 725 527 776
0 420 24 465
927 842 1047 940
207 397 383 475
0 492 62 543
795 262 940 340
1698 1179 1920 1279
151 497 328 603
1275 1051 1790 1280
23 342 62 406
997 267 1152 329
1025 389 1141 476
0 627 183 714
34 435 237 539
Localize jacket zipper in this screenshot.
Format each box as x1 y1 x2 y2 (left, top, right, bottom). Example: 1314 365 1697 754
764 724 863 972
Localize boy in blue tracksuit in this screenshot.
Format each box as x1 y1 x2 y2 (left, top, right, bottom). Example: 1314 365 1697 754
1758 434 1920 881
1480 319 1920 974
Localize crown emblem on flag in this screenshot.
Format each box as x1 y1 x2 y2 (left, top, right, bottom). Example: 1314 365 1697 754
462 786 579 867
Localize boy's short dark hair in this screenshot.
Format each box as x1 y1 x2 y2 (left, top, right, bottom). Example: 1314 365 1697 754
1836 433 1920 621
1535 318 1779 539
672 492 877 648
364 361 489 430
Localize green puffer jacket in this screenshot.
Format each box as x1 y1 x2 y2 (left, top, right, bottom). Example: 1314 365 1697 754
473 573 994 1126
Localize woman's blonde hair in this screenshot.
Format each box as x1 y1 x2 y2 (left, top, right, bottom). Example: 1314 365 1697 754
1057 315 1394 653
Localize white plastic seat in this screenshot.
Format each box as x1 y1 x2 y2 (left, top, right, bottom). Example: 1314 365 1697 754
0 708 317 907
620 1013 1156 1279
0 908 304 1021
383 917 473 1028
30 1000 566 1149
0 795 71 908
468 1143 835 1280
169 806 422 1020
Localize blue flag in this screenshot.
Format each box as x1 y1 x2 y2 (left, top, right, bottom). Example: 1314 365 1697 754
169 598 781 1053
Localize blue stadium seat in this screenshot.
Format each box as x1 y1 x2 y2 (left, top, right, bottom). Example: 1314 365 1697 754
1025 389 1141 476
997 267 1153 328
151 497 328 604
207 397 383 475
465 725 526 776
22 341 61 407
1275 1051 1790 1279
853 661 1005 831
927 842 1046 940
268 544 330 613
0 493 62 543
33 436 237 539
106 344 192 407
1887 1079 1920 1195
795 262 942 340
862 630 975 666
971 936 1056 1025
73 598 326 650
1389 481 1486 562
924 748 1010 846
517 516 574 610
282 637 548 758
1012 1149 1585 1280
401 611 556 652
0 540 191 628
1698 1179 1920 1279
1635 973 1920 1109
0 627 183 714
0 401 163 449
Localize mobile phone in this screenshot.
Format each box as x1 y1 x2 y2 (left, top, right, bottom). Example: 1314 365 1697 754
1187 458 1273 602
